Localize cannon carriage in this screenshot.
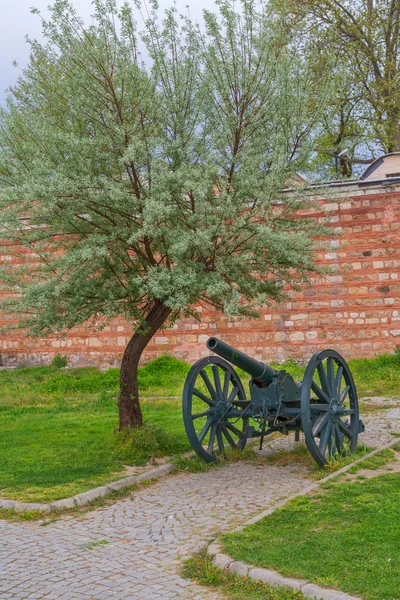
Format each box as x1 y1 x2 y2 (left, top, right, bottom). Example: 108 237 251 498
182 337 364 466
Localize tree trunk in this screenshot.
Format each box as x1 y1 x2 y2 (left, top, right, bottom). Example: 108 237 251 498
118 300 172 430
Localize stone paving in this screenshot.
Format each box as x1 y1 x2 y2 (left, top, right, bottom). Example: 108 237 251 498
0 403 399 600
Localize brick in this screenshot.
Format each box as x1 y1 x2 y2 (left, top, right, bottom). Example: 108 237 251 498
1 190 400 366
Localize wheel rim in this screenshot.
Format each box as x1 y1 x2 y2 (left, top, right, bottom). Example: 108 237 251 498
182 357 249 463
301 349 359 466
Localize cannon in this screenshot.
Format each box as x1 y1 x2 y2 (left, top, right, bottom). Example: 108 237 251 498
182 337 364 466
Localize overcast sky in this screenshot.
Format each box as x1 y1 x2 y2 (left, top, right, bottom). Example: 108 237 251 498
0 0 215 106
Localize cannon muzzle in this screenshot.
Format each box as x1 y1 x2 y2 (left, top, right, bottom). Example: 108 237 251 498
206 337 276 385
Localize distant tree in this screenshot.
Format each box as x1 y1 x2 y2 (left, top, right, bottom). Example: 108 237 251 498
0 0 331 429
293 0 400 175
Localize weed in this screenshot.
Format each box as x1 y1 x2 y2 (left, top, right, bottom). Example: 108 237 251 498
51 354 68 368
85 539 109 550
171 455 213 473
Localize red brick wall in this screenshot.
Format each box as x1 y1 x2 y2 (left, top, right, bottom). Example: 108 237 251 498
1 185 399 367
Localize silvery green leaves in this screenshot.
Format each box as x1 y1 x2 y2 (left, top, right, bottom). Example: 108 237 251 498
0 0 331 336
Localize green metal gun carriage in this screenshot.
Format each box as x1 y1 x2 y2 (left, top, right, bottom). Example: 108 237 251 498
182 337 364 466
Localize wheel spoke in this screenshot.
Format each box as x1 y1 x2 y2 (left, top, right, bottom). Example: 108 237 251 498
221 424 237 448
311 380 330 404
223 370 230 399
312 413 329 437
198 417 213 443
319 420 332 455
225 422 242 437
317 362 330 396
212 365 223 400
334 423 342 450
200 370 217 402
192 409 212 420
339 385 351 405
310 403 330 411
327 358 335 396
328 425 337 456
193 388 214 407
216 427 224 454
227 386 239 403
207 422 217 454
338 419 353 439
334 366 343 398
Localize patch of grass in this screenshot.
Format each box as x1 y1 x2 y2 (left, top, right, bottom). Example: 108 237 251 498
347 448 396 474
171 455 214 473
260 443 372 479
0 355 189 406
171 446 257 474
0 357 193 503
359 402 399 414
51 354 68 368
183 550 304 600
85 539 109 550
262 443 311 467
0 414 189 503
315 444 373 479
221 474 400 600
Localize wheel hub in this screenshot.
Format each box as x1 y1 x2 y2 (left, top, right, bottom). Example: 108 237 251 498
329 399 346 420
214 400 228 419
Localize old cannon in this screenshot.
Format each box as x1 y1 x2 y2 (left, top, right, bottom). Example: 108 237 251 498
182 337 364 466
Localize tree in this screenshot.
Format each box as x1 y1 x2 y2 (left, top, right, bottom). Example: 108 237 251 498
0 0 331 429
294 0 400 173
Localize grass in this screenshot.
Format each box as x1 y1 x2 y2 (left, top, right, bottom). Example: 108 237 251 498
347 448 396 473
171 446 258 474
221 473 400 600
0 350 399 504
0 356 192 503
260 442 373 479
85 539 109 550
183 549 304 600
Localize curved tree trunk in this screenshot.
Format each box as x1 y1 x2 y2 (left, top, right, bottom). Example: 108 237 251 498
118 300 172 430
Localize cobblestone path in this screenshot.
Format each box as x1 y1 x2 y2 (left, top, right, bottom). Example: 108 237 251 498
0 405 398 600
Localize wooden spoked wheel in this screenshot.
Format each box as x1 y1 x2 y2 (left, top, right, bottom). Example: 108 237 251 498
182 356 249 463
301 349 360 466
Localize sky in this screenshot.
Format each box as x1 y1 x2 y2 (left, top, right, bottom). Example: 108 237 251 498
0 0 215 106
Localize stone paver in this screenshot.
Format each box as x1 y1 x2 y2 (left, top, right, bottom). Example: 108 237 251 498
0 402 398 599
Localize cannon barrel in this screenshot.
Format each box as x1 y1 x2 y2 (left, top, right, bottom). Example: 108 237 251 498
206 337 276 385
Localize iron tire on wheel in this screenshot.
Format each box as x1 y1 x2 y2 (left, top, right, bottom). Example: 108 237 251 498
182 356 249 463
301 349 360 466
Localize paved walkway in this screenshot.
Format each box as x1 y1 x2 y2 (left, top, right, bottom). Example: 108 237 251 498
1 406 399 600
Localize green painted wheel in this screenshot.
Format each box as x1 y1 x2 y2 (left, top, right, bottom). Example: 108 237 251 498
301 349 360 466
182 356 250 463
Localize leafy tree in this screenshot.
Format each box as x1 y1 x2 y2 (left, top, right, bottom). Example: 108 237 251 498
0 0 331 429
294 0 400 175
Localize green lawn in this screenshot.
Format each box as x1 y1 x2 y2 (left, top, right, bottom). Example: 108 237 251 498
0 351 399 504
0 356 192 502
221 472 400 600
